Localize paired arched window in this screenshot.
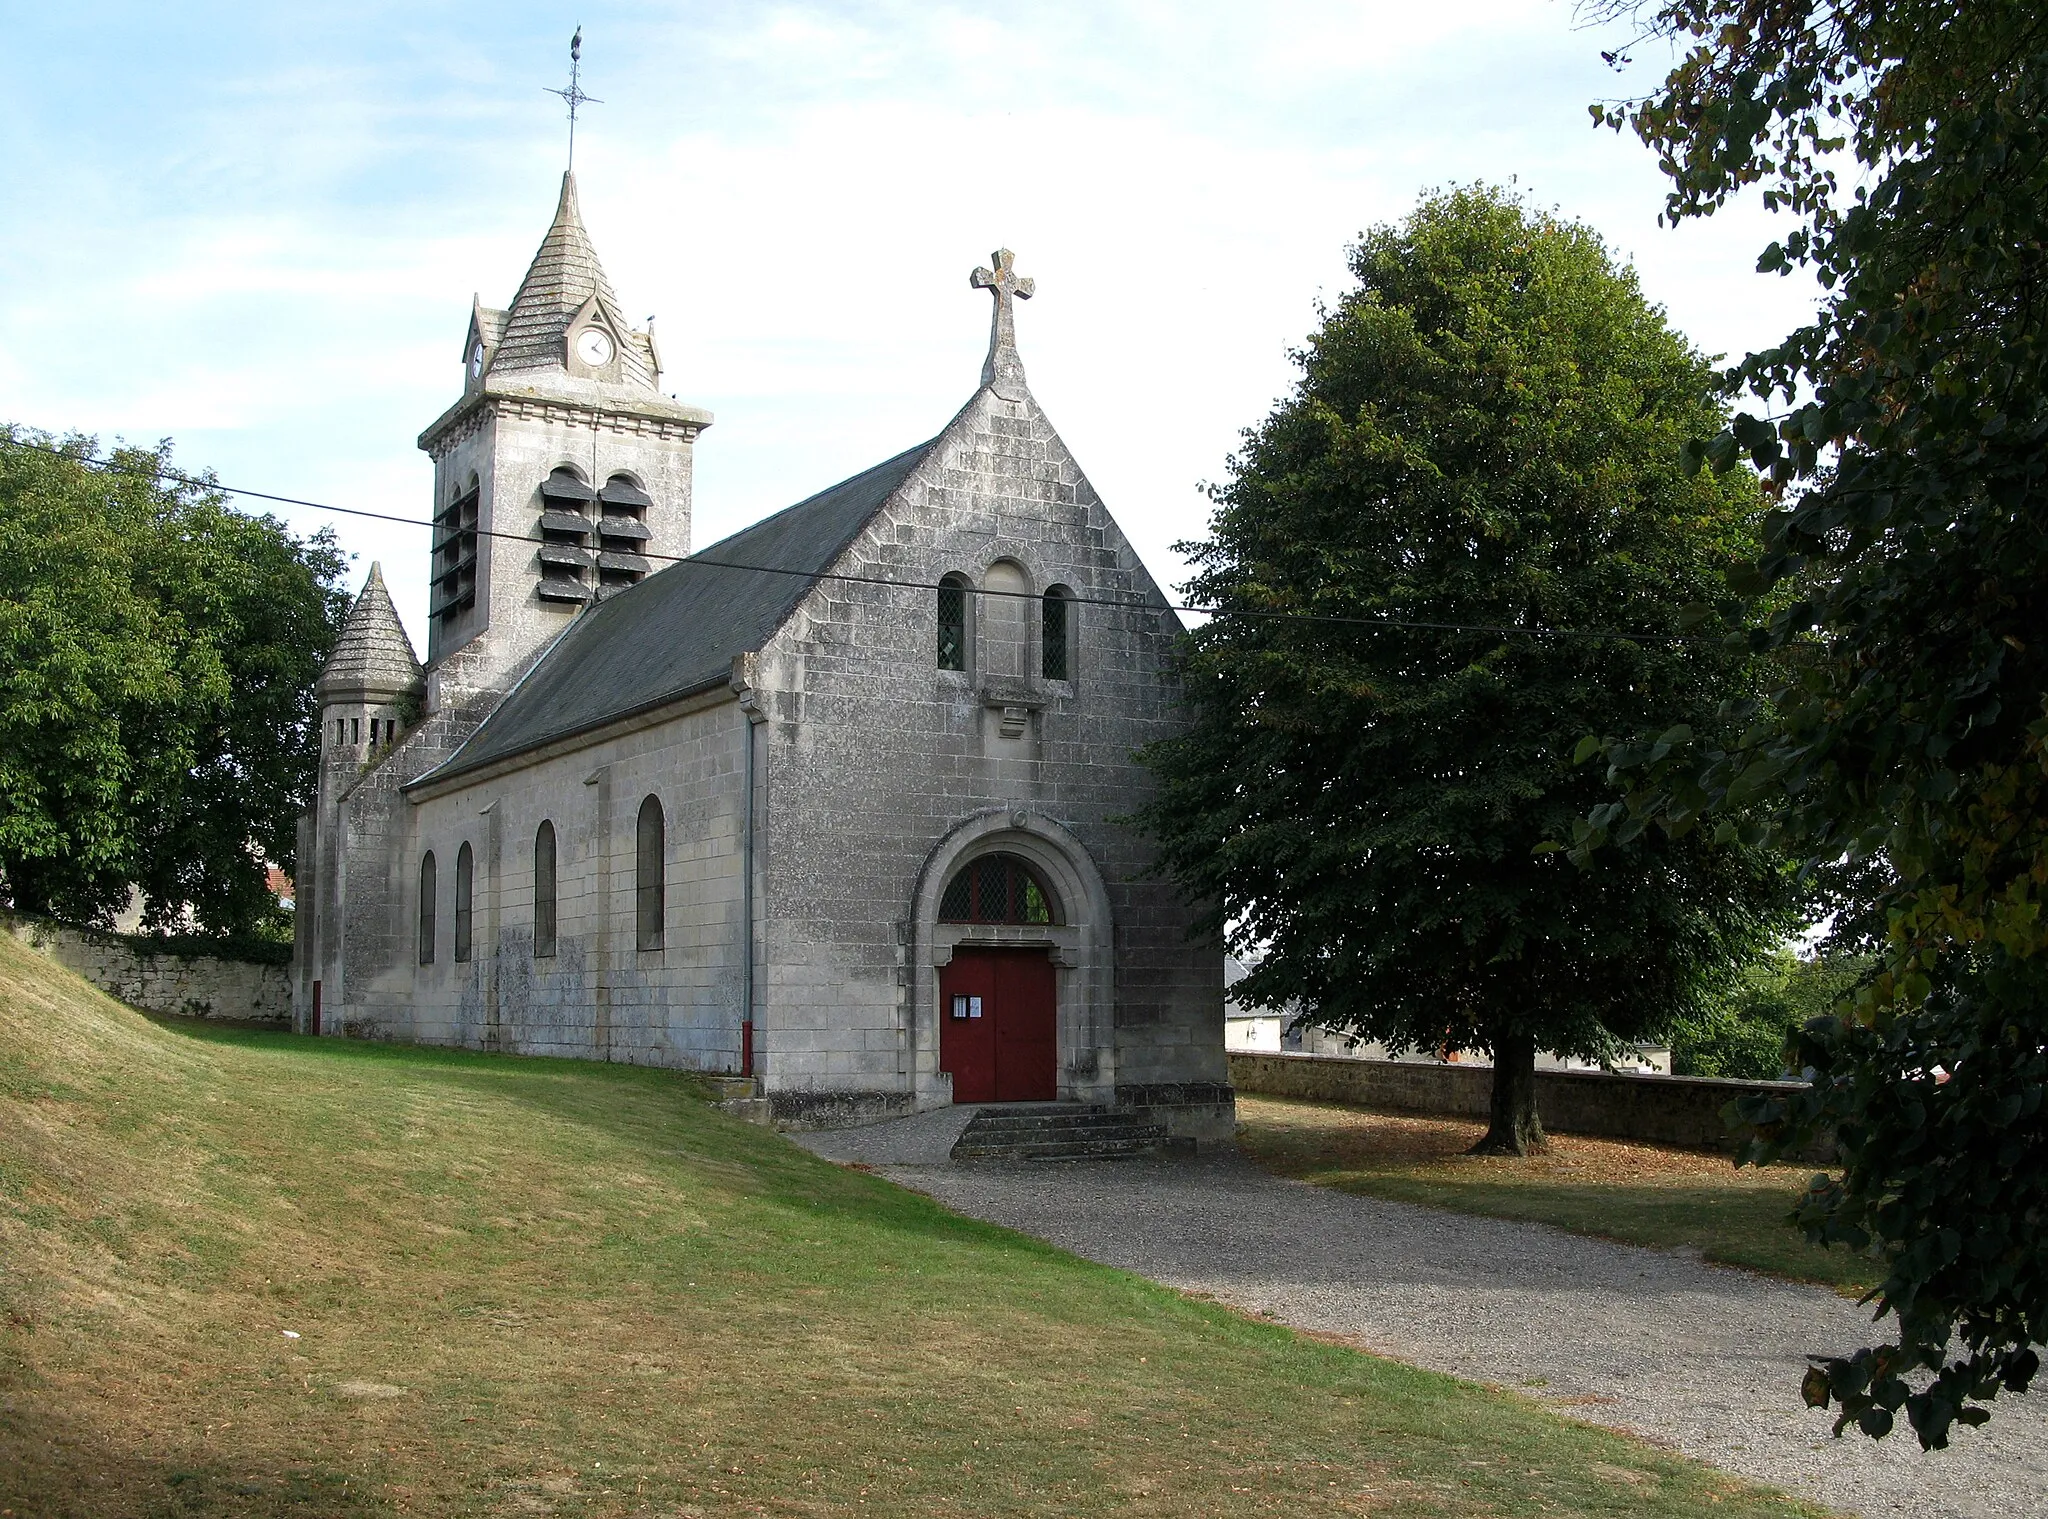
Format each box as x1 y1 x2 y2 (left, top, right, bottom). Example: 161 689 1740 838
937 569 1077 680
533 820 558 959
418 851 437 964
937 574 970 671
938 853 1059 925
453 842 474 963
636 795 665 952
1042 584 1074 681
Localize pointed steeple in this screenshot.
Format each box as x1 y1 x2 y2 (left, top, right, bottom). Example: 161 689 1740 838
487 172 658 389
316 564 424 705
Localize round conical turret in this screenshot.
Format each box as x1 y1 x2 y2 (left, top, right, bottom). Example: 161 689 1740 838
317 563 423 707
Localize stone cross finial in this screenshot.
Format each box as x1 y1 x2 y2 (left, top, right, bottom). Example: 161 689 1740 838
971 249 1035 400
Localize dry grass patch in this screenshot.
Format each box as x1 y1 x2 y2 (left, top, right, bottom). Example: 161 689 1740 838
1237 1094 1879 1293
1 937 1829 1517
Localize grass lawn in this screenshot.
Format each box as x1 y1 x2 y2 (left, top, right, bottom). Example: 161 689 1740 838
0 937 1831 1518
1237 1094 1879 1296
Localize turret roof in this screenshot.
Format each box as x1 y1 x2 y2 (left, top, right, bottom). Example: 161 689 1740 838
317 563 423 704
489 172 658 389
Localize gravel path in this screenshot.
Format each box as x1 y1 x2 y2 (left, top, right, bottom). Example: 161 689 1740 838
794 1122 2046 1519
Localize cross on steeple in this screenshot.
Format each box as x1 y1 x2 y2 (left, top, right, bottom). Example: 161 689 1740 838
971 248 1035 400
545 27 603 171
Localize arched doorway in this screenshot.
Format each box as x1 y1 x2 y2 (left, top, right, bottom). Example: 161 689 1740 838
909 811 1117 1110
937 854 1059 1101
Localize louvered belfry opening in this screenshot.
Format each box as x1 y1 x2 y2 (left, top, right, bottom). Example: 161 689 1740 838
596 475 654 595
431 482 480 629
537 466 598 604
939 853 1058 925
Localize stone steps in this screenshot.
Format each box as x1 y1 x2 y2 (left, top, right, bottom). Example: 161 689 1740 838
950 1103 1170 1162
709 1075 774 1126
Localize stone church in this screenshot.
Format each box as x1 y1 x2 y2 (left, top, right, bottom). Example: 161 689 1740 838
293 171 1230 1138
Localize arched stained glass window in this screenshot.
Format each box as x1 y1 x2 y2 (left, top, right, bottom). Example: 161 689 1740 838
937 573 970 671
418 851 437 964
938 853 1058 925
533 820 558 959
1042 584 1073 681
454 842 474 963
636 795 665 952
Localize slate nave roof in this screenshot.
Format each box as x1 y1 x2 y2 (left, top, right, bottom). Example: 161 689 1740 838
413 438 937 786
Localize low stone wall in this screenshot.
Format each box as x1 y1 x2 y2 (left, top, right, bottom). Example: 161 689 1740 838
3 912 291 1025
1230 1051 1827 1157
1117 1080 1239 1144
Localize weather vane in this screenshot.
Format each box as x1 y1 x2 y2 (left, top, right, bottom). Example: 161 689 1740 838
545 26 602 170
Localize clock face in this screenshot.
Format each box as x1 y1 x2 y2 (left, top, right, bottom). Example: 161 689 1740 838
468 342 485 378
576 328 615 367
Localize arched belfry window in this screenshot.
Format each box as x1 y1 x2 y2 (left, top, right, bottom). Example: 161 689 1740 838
537 466 598 605
432 477 481 627
597 474 655 594
418 851 437 964
939 853 1059 925
533 820 558 959
937 573 971 671
453 842 474 963
636 795 665 952
1042 584 1074 681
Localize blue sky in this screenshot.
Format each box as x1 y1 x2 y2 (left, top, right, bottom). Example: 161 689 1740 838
1 1 1817 645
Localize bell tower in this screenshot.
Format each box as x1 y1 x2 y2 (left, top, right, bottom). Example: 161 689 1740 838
415 171 713 704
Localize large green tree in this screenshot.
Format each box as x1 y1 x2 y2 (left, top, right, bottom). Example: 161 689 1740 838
0 429 348 935
1577 1 2048 1446
1140 186 1793 1154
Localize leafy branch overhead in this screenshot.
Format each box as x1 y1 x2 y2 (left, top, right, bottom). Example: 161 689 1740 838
0 428 350 934
1580 0 2048 1448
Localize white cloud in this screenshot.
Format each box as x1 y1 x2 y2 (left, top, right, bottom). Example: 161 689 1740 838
1 0 1820 653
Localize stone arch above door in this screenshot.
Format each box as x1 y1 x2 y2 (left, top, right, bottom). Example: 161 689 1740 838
908 808 1115 1109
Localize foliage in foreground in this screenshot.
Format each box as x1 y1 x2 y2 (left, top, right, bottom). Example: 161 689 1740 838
1139 185 1793 1156
0 936 1823 1518
1670 950 1873 1081
1580 0 2048 1446
0 428 348 934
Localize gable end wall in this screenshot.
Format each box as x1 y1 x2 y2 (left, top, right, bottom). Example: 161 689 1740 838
749 386 1225 1114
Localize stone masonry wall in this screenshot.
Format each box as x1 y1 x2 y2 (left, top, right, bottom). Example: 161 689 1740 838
1230 1051 1833 1159
4 912 290 1023
349 693 750 1072
750 383 1227 1128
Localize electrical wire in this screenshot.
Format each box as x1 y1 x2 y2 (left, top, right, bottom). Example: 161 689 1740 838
0 433 1709 644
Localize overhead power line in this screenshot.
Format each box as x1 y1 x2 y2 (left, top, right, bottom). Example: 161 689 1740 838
0 434 1705 645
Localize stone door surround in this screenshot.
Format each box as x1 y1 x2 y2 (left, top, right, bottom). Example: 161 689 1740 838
908 808 1115 1109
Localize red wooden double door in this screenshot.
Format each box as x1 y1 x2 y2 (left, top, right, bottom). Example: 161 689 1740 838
939 948 1057 1103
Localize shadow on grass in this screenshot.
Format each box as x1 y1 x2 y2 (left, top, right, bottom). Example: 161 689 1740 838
143 1015 1071 1262
0 1402 393 1518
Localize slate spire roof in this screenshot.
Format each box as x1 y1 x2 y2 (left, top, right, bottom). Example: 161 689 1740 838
487 171 658 389
317 563 423 704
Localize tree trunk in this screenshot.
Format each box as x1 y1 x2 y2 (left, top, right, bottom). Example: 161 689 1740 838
1471 1030 1545 1156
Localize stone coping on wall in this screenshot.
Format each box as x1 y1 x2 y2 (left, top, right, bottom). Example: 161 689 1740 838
1229 1051 1831 1160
